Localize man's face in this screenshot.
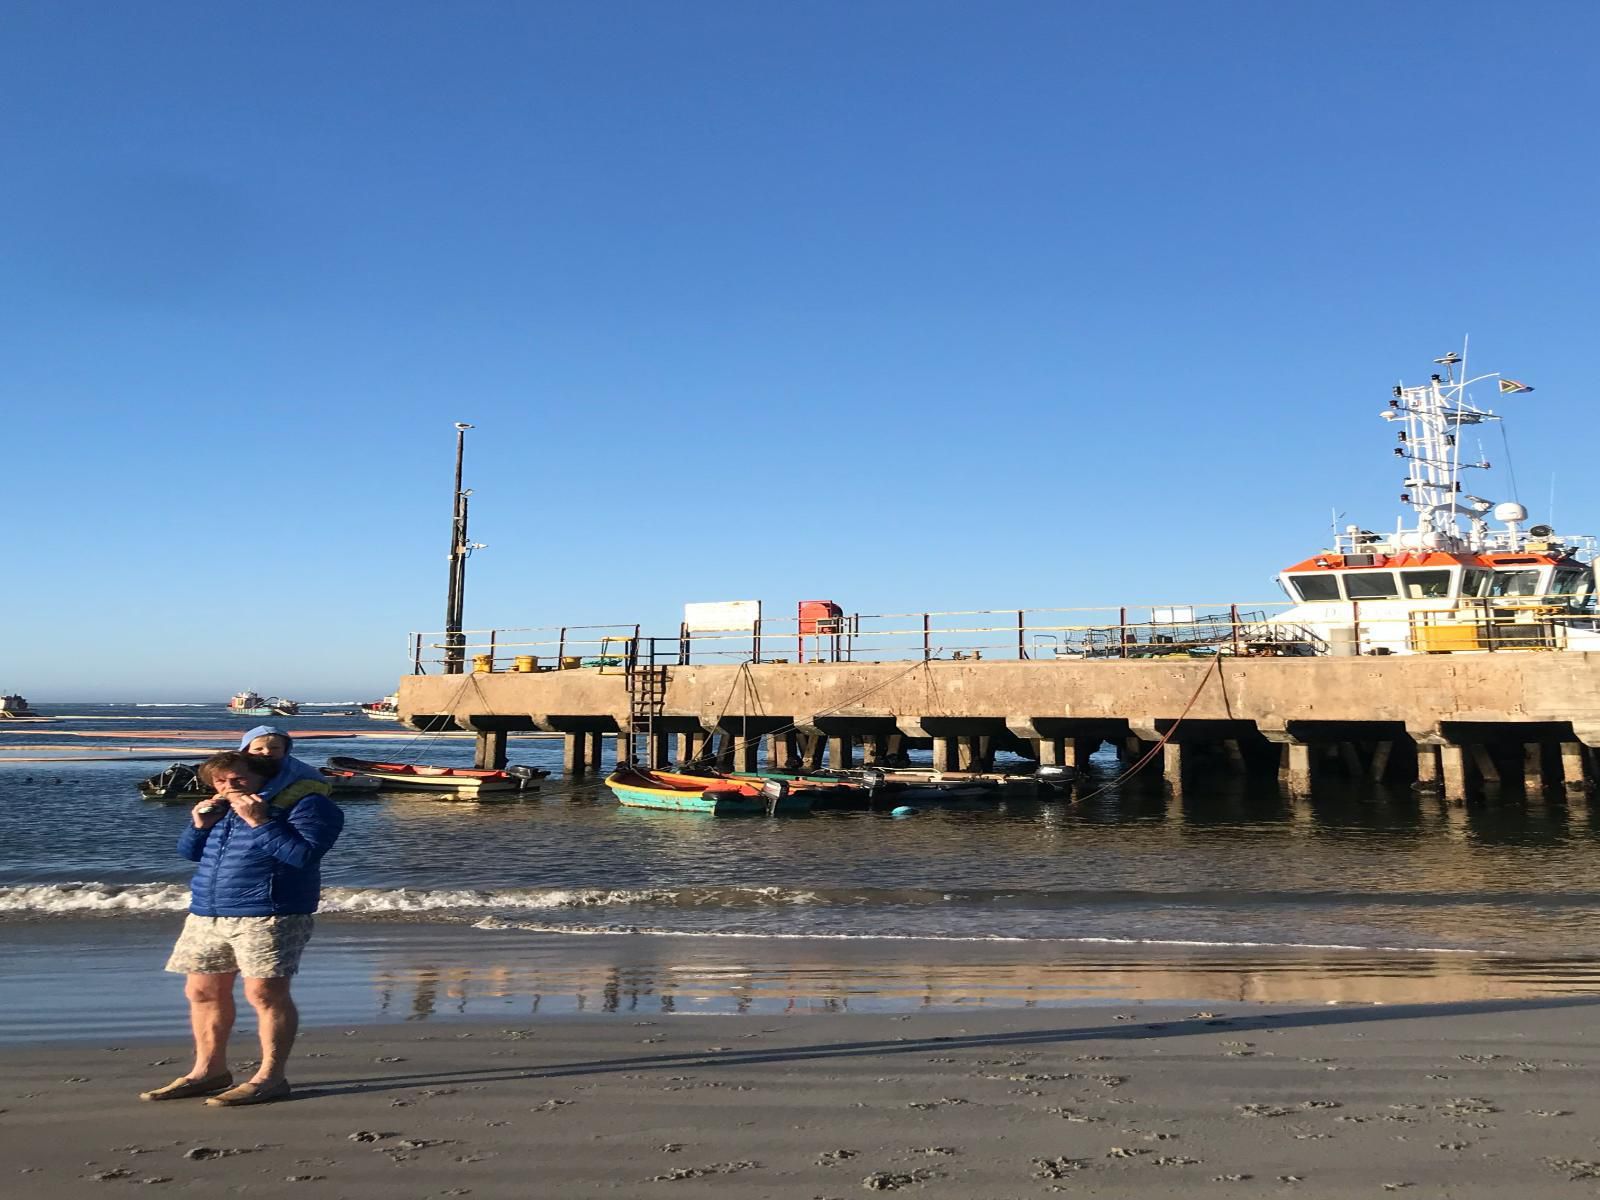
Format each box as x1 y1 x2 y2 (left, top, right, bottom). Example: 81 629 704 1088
212 767 266 794
245 735 290 763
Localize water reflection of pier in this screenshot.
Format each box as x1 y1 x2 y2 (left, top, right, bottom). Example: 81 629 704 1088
364 947 1600 1020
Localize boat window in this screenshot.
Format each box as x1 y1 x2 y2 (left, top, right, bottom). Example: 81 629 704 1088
1552 570 1588 596
1400 569 1453 599
1462 568 1489 597
1488 569 1542 598
1288 574 1341 601
1344 571 1400 599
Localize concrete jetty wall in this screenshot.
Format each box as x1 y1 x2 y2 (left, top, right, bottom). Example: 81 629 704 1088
399 654 1600 802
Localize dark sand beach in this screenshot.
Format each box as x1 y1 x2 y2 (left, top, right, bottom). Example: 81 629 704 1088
6 1001 1600 1198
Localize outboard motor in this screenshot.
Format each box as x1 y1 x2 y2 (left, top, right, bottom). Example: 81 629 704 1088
860 766 887 808
505 764 545 790
760 778 789 815
1033 764 1078 795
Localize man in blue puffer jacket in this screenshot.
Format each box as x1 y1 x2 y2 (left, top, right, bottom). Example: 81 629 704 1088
139 747 344 1107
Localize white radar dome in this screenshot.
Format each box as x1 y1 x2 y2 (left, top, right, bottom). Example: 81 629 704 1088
1493 501 1528 523
1396 532 1426 550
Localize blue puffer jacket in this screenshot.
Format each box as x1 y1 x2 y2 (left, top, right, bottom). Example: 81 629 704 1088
179 787 345 917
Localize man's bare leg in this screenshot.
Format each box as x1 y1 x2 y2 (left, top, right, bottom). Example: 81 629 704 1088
242 977 298 1084
186 972 237 1079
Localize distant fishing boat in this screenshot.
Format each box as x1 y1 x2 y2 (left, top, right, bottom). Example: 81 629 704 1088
228 691 300 717
360 694 401 721
0 693 38 718
604 765 811 816
138 761 382 800
324 755 544 799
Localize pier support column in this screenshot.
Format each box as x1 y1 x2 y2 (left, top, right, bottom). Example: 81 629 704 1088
798 734 825 772
1162 741 1185 789
734 732 759 773
861 735 889 766
613 732 632 766
562 732 585 778
1037 737 1064 767
765 731 797 771
1560 742 1590 795
714 731 736 772
931 737 958 771
1440 744 1469 805
1369 740 1393 783
650 730 670 769
1222 738 1247 774
1258 725 1309 796
474 729 507 771
586 731 604 773
1406 723 1444 794
827 734 855 770
1524 744 1545 791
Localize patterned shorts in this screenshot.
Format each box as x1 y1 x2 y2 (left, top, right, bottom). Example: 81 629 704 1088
164 914 316 979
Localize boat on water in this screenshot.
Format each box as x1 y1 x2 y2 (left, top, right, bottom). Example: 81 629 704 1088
324 755 545 799
228 691 301 717
138 761 382 800
734 765 1073 804
605 766 812 815
1264 346 1598 656
360 694 401 721
0 693 38 718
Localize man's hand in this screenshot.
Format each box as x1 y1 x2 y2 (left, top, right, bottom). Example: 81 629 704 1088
226 792 271 828
191 799 227 830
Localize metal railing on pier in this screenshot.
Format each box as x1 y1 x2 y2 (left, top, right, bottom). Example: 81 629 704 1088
409 594 1597 673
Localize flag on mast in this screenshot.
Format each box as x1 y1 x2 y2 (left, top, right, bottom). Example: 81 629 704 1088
1498 378 1534 393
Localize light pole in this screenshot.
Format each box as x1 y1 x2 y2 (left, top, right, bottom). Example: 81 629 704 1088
443 422 473 673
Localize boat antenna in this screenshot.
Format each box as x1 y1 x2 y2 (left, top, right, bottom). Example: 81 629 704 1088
444 422 474 674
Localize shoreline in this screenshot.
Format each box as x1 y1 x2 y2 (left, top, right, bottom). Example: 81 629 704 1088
5 1001 1600 1196
5 917 1600 1047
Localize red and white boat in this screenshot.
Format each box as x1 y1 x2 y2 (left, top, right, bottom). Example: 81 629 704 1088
1269 345 1597 656
360 694 401 721
325 756 545 798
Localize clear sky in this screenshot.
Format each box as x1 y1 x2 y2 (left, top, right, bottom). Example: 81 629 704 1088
3 1 1596 700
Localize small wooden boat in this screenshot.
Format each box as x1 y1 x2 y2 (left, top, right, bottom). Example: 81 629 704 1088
605 766 811 815
139 761 382 801
325 755 540 798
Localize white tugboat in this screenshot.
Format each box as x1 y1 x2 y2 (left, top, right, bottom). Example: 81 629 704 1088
0 693 38 718
1272 345 1598 655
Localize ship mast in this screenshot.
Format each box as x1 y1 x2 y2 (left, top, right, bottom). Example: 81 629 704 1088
1382 343 1506 553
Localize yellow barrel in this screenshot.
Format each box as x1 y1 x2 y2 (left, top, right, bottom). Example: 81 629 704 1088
513 654 538 673
560 656 582 670
473 653 494 673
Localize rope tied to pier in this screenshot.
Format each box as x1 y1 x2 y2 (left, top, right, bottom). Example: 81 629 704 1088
1071 654 1227 805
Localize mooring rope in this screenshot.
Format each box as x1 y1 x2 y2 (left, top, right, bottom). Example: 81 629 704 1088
1069 653 1226 805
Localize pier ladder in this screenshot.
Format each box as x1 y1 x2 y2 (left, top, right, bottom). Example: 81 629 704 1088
623 640 669 765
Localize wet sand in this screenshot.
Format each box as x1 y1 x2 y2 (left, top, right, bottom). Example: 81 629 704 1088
6 1000 1600 1197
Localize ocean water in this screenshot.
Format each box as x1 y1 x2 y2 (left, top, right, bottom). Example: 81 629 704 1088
5 702 1600 1035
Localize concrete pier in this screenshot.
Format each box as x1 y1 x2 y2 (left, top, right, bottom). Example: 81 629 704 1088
405 656 1600 800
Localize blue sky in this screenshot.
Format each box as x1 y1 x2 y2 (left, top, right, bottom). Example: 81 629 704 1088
3 1 1596 700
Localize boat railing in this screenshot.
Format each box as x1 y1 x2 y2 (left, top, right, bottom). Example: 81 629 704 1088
1328 530 1597 558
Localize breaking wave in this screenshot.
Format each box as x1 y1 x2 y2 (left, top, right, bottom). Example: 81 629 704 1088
0 882 818 917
